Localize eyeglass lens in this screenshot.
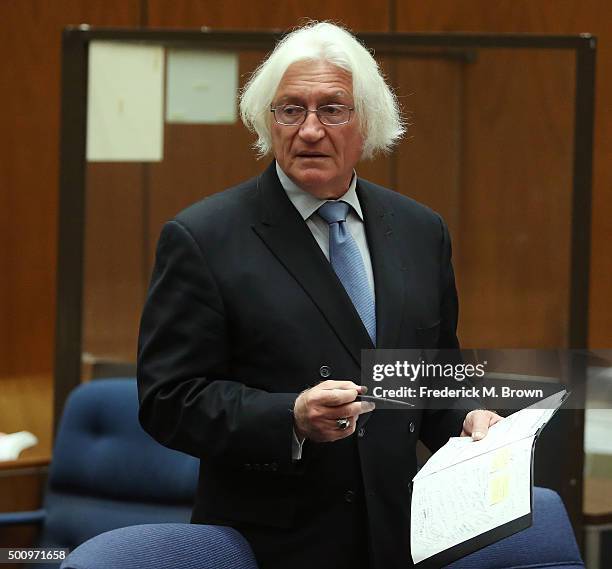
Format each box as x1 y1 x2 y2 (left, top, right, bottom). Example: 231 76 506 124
273 105 352 125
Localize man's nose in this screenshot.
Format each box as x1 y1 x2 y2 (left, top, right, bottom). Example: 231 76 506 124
298 111 325 142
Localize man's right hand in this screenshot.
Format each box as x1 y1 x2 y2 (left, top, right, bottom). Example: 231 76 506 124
293 381 375 442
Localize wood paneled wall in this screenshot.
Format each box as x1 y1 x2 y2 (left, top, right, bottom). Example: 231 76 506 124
454 48 575 347
145 0 390 31
396 0 612 349
0 1 141 378
0 0 141 461
0 0 609 457
83 164 146 363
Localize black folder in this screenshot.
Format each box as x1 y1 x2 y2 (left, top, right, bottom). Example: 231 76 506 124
412 390 569 567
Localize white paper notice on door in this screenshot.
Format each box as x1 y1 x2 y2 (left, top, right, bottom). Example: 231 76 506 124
166 49 238 124
87 41 164 162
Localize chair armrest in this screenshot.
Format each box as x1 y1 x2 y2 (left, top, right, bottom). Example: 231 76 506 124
0 457 48 527
0 509 46 527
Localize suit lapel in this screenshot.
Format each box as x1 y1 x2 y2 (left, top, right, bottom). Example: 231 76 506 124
356 180 407 429
252 163 373 366
357 180 406 350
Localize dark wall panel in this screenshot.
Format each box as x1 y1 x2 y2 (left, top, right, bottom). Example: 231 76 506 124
146 0 390 31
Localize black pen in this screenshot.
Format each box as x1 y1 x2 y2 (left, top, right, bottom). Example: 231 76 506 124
356 394 415 408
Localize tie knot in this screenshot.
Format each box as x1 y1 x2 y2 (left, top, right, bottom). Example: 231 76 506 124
318 201 350 225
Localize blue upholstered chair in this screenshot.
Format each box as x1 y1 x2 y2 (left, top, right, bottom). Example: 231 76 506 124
60 488 581 569
445 487 584 568
0 379 199 568
59 523 258 569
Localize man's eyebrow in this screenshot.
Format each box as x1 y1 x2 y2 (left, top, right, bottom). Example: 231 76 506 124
275 90 352 104
274 94 301 104
324 91 352 102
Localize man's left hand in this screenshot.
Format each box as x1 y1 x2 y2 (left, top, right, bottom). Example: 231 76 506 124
460 410 503 440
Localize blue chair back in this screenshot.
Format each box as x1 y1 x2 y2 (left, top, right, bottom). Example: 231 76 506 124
445 487 584 568
39 379 198 552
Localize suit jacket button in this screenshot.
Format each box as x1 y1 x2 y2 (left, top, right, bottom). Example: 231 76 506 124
409 421 415 433
344 490 356 503
357 427 366 438
319 365 332 378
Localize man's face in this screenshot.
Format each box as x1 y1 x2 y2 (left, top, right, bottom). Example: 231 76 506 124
271 60 364 200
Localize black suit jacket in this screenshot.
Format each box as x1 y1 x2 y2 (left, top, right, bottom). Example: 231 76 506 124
137 162 473 569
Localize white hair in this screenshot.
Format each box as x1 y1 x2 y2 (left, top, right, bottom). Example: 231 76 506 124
239 21 405 159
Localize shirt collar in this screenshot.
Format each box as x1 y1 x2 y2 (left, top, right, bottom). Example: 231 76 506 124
275 161 363 221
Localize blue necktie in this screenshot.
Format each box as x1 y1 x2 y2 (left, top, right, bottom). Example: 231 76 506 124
318 201 376 345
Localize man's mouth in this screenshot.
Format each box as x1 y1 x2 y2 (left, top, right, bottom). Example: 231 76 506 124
296 152 328 158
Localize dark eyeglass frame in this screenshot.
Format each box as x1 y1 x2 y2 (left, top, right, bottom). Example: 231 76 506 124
270 103 355 126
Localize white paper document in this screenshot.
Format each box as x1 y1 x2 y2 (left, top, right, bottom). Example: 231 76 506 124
87 41 165 162
410 390 567 565
166 49 238 124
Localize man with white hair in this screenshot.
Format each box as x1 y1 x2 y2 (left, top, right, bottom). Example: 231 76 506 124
138 21 500 569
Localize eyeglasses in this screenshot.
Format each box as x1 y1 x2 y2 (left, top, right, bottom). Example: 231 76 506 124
270 104 354 126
